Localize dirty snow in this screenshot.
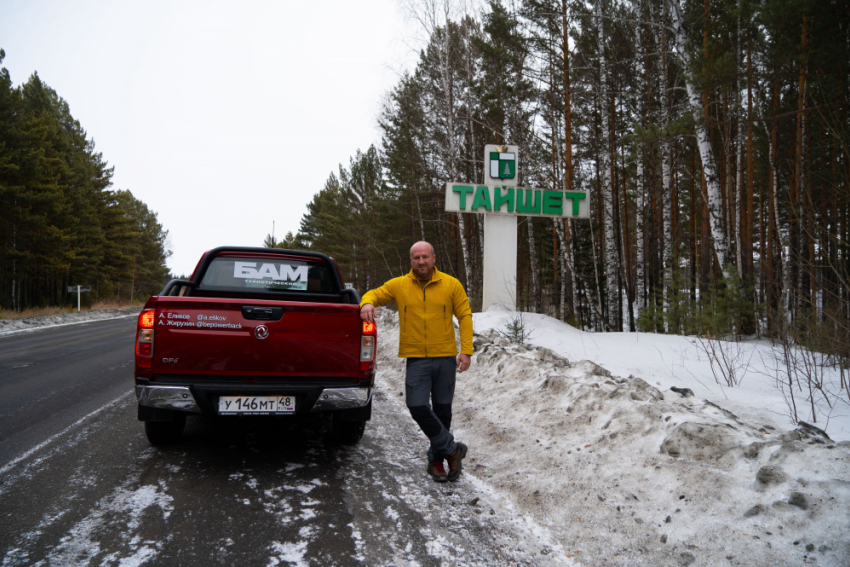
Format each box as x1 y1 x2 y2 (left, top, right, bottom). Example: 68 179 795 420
473 309 850 442
372 307 850 566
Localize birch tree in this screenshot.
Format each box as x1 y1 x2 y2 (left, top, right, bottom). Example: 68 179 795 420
405 0 476 297
653 1 673 322
667 0 730 275
595 0 619 330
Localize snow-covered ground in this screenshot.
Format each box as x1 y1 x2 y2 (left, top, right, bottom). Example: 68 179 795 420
372 307 850 566
470 309 850 443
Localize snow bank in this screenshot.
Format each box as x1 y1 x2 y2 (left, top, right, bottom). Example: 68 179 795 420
473 310 850 442
0 307 140 336
373 308 850 566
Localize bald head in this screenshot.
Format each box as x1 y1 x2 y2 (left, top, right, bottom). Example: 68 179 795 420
410 241 435 257
410 241 436 281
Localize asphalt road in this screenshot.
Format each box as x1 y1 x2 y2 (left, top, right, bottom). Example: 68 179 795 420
0 316 138 467
0 319 546 566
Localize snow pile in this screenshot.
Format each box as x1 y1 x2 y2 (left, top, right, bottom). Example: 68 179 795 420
0 307 140 335
473 310 849 442
372 308 850 566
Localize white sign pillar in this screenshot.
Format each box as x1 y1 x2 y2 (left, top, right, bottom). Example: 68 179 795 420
482 145 518 312
482 215 517 311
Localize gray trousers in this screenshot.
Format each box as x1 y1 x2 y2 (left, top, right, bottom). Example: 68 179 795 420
405 357 458 462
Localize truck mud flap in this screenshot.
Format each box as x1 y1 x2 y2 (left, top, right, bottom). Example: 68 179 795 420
138 404 183 422
335 400 372 422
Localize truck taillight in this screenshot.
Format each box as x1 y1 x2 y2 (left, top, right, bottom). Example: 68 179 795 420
140 309 155 328
360 335 375 361
136 309 155 368
137 329 153 354
360 320 376 371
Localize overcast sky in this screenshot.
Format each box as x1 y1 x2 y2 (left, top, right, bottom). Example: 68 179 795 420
0 0 421 276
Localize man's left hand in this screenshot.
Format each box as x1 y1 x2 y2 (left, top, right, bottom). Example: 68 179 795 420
457 354 471 373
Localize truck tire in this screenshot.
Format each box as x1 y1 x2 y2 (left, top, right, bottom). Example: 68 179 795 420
330 416 366 445
144 414 186 446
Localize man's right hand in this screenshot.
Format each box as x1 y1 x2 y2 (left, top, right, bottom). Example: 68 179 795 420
360 303 376 323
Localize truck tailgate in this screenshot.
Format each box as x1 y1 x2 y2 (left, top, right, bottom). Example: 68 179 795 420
151 297 362 377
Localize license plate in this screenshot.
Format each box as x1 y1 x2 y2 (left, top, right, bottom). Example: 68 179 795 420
218 395 295 415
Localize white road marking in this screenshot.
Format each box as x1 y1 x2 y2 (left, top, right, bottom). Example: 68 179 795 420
0 390 133 475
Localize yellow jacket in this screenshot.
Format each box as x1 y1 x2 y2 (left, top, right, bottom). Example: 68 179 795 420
361 267 473 358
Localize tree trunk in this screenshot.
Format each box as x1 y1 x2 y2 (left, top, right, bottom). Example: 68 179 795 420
764 118 789 319
690 147 698 302
668 0 730 275
794 14 810 313
437 18 473 300
654 16 672 326
735 12 744 277
622 150 635 331
462 17 484 283
736 95 744 275
596 0 619 331
555 220 566 319
745 34 755 292
562 0 574 194
636 158 646 316
527 218 539 312
554 218 576 322
415 182 426 241
561 0 576 320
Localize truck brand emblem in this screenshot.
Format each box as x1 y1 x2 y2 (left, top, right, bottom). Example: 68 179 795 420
254 325 270 340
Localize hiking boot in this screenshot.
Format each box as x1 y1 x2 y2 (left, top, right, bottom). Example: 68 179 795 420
428 461 448 483
446 442 468 482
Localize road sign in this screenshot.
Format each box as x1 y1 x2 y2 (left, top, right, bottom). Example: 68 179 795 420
444 144 589 312
445 184 589 218
67 285 92 312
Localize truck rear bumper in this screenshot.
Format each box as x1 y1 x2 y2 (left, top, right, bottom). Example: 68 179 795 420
135 384 371 414
136 385 202 413
311 387 371 411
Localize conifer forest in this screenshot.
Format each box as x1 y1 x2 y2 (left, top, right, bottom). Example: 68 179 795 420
279 0 849 360
0 50 171 311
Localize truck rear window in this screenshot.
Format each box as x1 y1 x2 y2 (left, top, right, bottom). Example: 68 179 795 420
200 257 337 294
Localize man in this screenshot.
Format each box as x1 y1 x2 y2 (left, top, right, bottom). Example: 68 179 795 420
360 241 473 482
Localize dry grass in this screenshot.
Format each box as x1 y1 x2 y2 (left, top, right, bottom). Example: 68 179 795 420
0 306 74 320
89 298 142 311
0 298 142 320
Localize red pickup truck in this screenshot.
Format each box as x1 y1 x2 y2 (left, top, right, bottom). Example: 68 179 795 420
134 247 376 446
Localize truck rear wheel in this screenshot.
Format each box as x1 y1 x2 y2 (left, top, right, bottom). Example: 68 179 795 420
330 417 366 445
144 414 186 445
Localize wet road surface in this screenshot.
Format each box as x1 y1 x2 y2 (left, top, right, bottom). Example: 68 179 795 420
0 320 546 566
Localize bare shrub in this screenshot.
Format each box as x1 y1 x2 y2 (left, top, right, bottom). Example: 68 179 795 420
763 308 850 428
695 332 754 387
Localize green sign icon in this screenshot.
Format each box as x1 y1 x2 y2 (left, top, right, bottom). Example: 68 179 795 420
489 152 515 180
